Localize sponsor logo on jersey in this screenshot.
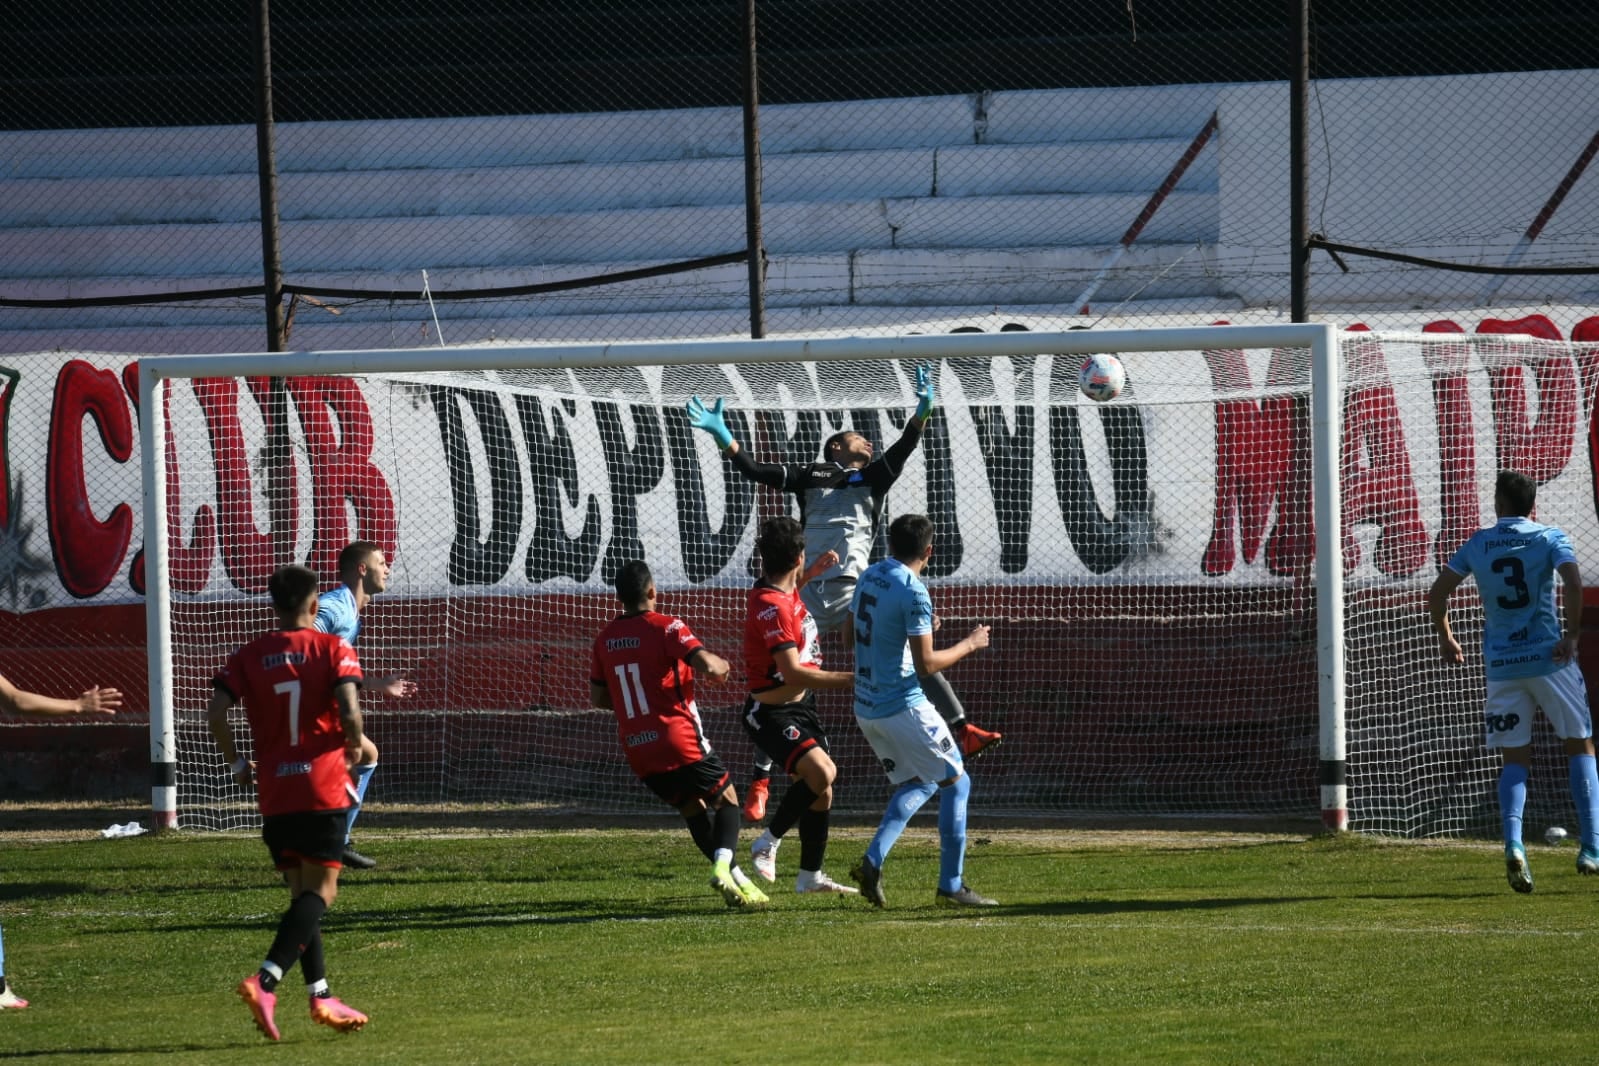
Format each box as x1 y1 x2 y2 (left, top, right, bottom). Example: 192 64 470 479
666 619 684 634
758 605 779 620
764 628 784 640
606 636 642 651
625 730 660 747
275 761 312 777
1491 653 1545 668
260 650 308 669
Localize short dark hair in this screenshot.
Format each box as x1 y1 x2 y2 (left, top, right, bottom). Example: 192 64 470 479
615 560 653 609
822 431 853 462
1497 469 1537 517
268 565 320 617
338 540 382 578
888 513 935 560
757 516 806 576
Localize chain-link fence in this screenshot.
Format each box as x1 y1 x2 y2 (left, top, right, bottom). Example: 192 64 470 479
2 1 1596 355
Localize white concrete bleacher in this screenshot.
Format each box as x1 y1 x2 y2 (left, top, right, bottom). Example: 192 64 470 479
0 83 1224 353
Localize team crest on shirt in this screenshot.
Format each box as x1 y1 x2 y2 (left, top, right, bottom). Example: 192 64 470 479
783 725 801 741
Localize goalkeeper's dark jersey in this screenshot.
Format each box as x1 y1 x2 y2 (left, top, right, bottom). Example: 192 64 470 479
728 418 924 582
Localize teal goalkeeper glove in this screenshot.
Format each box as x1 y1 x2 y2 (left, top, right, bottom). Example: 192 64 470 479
914 362 936 422
686 395 735 450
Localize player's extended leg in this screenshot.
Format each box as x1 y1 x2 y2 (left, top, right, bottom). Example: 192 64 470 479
1499 748 1533 893
787 748 856 894
851 780 937 907
0 922 27 1009
932 772 997 907
1563 737 1599 874
302 926 368 1032
342 737 380 870
239 863 341 1040
920 670 1003 759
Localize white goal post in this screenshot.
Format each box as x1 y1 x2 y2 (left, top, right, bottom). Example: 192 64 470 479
138 323 1599 836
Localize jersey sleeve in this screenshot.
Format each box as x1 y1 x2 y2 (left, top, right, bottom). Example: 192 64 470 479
752 587 799 651
728 446 802 492
1549 527 1578 567
313 592 357 640
213 648 245 699
663 616 705 661
905 582 935 636
330 637 364 687
1444 537 1475 577
590 634 607 685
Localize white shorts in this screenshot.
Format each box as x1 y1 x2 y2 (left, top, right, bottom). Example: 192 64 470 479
855 700 963 785
800 577 855 634
1483 660 1592 748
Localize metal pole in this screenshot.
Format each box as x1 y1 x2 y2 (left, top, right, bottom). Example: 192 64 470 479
254 0 286 352
1289 0 1310 322
741 0 767 339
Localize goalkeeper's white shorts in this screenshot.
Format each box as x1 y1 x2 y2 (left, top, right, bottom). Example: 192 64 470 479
1483 660 1591 748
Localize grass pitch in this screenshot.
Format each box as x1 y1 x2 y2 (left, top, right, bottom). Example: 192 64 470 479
2 822 1597 1064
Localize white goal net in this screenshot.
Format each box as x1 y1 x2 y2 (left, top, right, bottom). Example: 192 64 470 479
141 325 1599 836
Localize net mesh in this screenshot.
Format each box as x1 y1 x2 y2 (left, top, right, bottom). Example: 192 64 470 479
152 329 1599 834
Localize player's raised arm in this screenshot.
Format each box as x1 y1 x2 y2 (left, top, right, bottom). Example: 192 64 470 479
686 394 790 489
909 623 990 678
802 550 841 586
0 673 122 718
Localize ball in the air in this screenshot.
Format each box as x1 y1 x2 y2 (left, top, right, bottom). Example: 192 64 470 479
1545 826 1568 845
1078 354 1127 402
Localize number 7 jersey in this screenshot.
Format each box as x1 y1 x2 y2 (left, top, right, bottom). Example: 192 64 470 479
1445 516 1576 680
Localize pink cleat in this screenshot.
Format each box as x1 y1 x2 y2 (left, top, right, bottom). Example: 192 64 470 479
237 975 280 1041
0 986 30 1009
310 994 369 1032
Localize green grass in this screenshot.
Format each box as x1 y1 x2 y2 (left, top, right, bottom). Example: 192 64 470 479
3 824 1598 1064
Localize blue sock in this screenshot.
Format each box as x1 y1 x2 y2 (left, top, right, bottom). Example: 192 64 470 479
866 781 936 868
346 762 377 842
937 773 972 894
1568 754 1599 851
1499 762 1529 847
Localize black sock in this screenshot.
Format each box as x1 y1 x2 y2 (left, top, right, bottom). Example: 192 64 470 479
684 809 716 860
767 779 818 840
264 891 327 984
712 800 741 856
300 926 326 988
798 807 830 872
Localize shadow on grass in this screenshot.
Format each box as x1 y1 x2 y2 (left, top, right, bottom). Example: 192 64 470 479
0 881 92 902
0 1039 258 1059
969 894 1336 917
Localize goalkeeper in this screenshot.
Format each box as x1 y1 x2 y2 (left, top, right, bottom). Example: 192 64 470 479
687 362 1002 822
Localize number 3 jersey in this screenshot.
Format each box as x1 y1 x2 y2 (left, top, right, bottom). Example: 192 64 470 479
1445 516 1576 680
590 610 712 777
213 627 364 816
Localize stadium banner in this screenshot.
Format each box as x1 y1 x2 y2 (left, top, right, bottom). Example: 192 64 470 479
7 326 1599 610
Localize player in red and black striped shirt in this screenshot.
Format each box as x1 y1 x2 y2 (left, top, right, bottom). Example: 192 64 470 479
591 560 768 908
209 564 371 1041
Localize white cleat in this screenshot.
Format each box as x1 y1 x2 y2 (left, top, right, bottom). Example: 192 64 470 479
795 870 860 895
750 833 780 883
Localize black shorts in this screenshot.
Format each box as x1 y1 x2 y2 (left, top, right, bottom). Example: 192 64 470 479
643 755 732 809
262 809 350 870
742 693 830 775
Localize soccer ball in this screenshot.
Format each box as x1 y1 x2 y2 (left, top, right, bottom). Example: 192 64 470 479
1078 354 1126 402
1545 826 1568 845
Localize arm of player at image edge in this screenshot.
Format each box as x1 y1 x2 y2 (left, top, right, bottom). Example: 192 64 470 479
1425 567 1467 665
0 672 121 718
1555 559 1583 664
910 622 991 678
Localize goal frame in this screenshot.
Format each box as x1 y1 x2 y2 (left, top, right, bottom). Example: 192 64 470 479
138 323 1346 831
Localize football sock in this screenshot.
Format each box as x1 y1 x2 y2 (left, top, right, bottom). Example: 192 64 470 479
712 798 741 855
257 961 285 992
937 773 973 894
751 753 773 780
264 891 328 982
766 779 817 840
299 926 326 986
866 781 937 868
683 809 716 860
346 762 377 840
797 807 830 873
1499 762 1529 846
920 669 967 726
307 978 330 998
1569 753 1599 848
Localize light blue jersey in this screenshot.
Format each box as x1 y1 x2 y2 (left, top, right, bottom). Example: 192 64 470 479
314 584 362 643
851 557 934 720
1446 516 1575 680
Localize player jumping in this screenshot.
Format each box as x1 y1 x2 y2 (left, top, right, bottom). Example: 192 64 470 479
687 361 1002 822
209 564 372 1040
590 560 769 908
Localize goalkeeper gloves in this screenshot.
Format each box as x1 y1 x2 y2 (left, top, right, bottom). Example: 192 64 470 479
686 395 735 450
914 362 936 422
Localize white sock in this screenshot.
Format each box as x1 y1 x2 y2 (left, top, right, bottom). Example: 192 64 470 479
713 847 733 869
306 978 329 997
260 961 284 983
